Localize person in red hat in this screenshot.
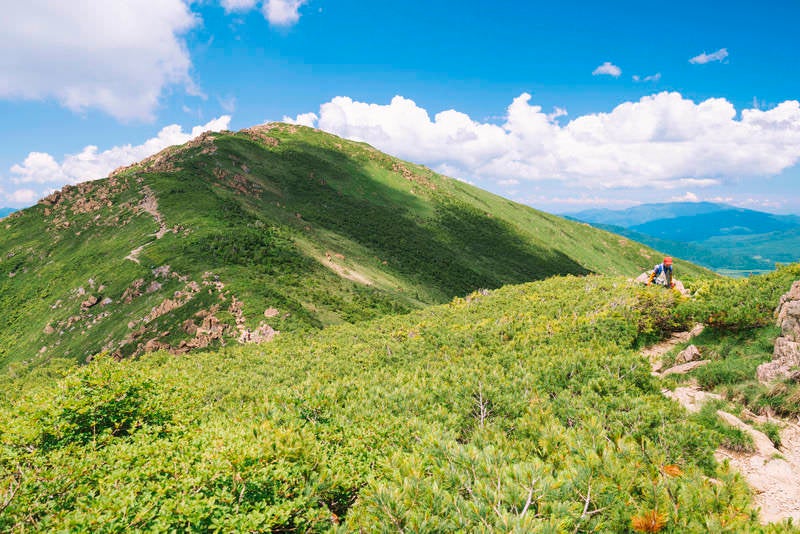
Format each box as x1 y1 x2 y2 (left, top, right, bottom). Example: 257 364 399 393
647 257 674 288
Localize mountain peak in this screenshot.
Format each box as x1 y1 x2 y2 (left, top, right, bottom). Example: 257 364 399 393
0 126 708 367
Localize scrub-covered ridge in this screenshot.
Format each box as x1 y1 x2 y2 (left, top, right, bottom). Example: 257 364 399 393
0 124 706 368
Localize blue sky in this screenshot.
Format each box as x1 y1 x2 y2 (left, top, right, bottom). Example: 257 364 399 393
1 0 799 213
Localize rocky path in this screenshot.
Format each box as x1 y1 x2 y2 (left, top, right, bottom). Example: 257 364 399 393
646 328 800 525
125 185 169 264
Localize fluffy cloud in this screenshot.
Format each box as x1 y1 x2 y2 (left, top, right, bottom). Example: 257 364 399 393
283 112 319 127
4 116 230 205
689 48 729 64
592 62 622 77
220 0 307 26
0 0 198 122
6 189 39 204
285 92 800 190
264 0 307 26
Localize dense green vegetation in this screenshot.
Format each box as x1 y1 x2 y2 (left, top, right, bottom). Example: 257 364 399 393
0 124 709 368
1 274 772 532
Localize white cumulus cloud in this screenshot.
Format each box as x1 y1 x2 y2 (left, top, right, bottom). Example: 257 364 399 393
0 0 199 122
283 112 319 127
592 62 622 77
690 48 729 64
284 92 800 190
4 116 231 205
6 189 39 204
219 0 307 26
264 0 307 26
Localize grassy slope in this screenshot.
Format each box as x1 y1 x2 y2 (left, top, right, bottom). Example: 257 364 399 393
0 124 709 368
0 274 764 532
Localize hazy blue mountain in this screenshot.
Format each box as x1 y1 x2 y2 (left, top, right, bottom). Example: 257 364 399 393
631 208 800 242
0 208 16 219
564 202 729 227
567 202 800 274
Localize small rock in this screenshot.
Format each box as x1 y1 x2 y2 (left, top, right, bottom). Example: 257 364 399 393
661 359 711 376
43 324 55 335
688 323 705 337
264 307 279 318
675 344 702 364
101 297 113 306
146 281 162 293
81 295 99 309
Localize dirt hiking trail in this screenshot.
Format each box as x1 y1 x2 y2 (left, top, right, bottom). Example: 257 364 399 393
125 185 169 264
645 327 800 525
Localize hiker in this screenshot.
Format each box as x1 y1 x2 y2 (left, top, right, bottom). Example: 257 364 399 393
648 257 674 288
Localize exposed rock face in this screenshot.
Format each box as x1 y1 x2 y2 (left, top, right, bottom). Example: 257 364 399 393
757 281 800 382
239 324 278 344
675 344 701 364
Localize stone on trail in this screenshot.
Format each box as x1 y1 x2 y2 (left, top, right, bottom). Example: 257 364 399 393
675 344 701 364
661 359 710 376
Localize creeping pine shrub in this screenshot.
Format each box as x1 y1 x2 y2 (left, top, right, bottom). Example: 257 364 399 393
676 263 800 331
632 288 690 346
35 355 173 449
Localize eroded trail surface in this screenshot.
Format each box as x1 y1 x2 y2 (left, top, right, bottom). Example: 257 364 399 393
646 328 800 525
125 185 169 264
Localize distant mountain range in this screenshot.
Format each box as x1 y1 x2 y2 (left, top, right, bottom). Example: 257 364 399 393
565 202 800 274
0 207 16 219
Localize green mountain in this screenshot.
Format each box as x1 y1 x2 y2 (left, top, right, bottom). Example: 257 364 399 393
7 264 800 531
0 124 709 369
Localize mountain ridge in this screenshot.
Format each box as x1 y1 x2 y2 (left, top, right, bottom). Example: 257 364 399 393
0 123 709 368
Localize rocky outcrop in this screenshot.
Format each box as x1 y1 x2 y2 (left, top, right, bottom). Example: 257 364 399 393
674 344 701 364
757 281 800 383
241 124 282 147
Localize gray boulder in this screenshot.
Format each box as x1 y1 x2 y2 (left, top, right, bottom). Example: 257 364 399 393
757 281 800 383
